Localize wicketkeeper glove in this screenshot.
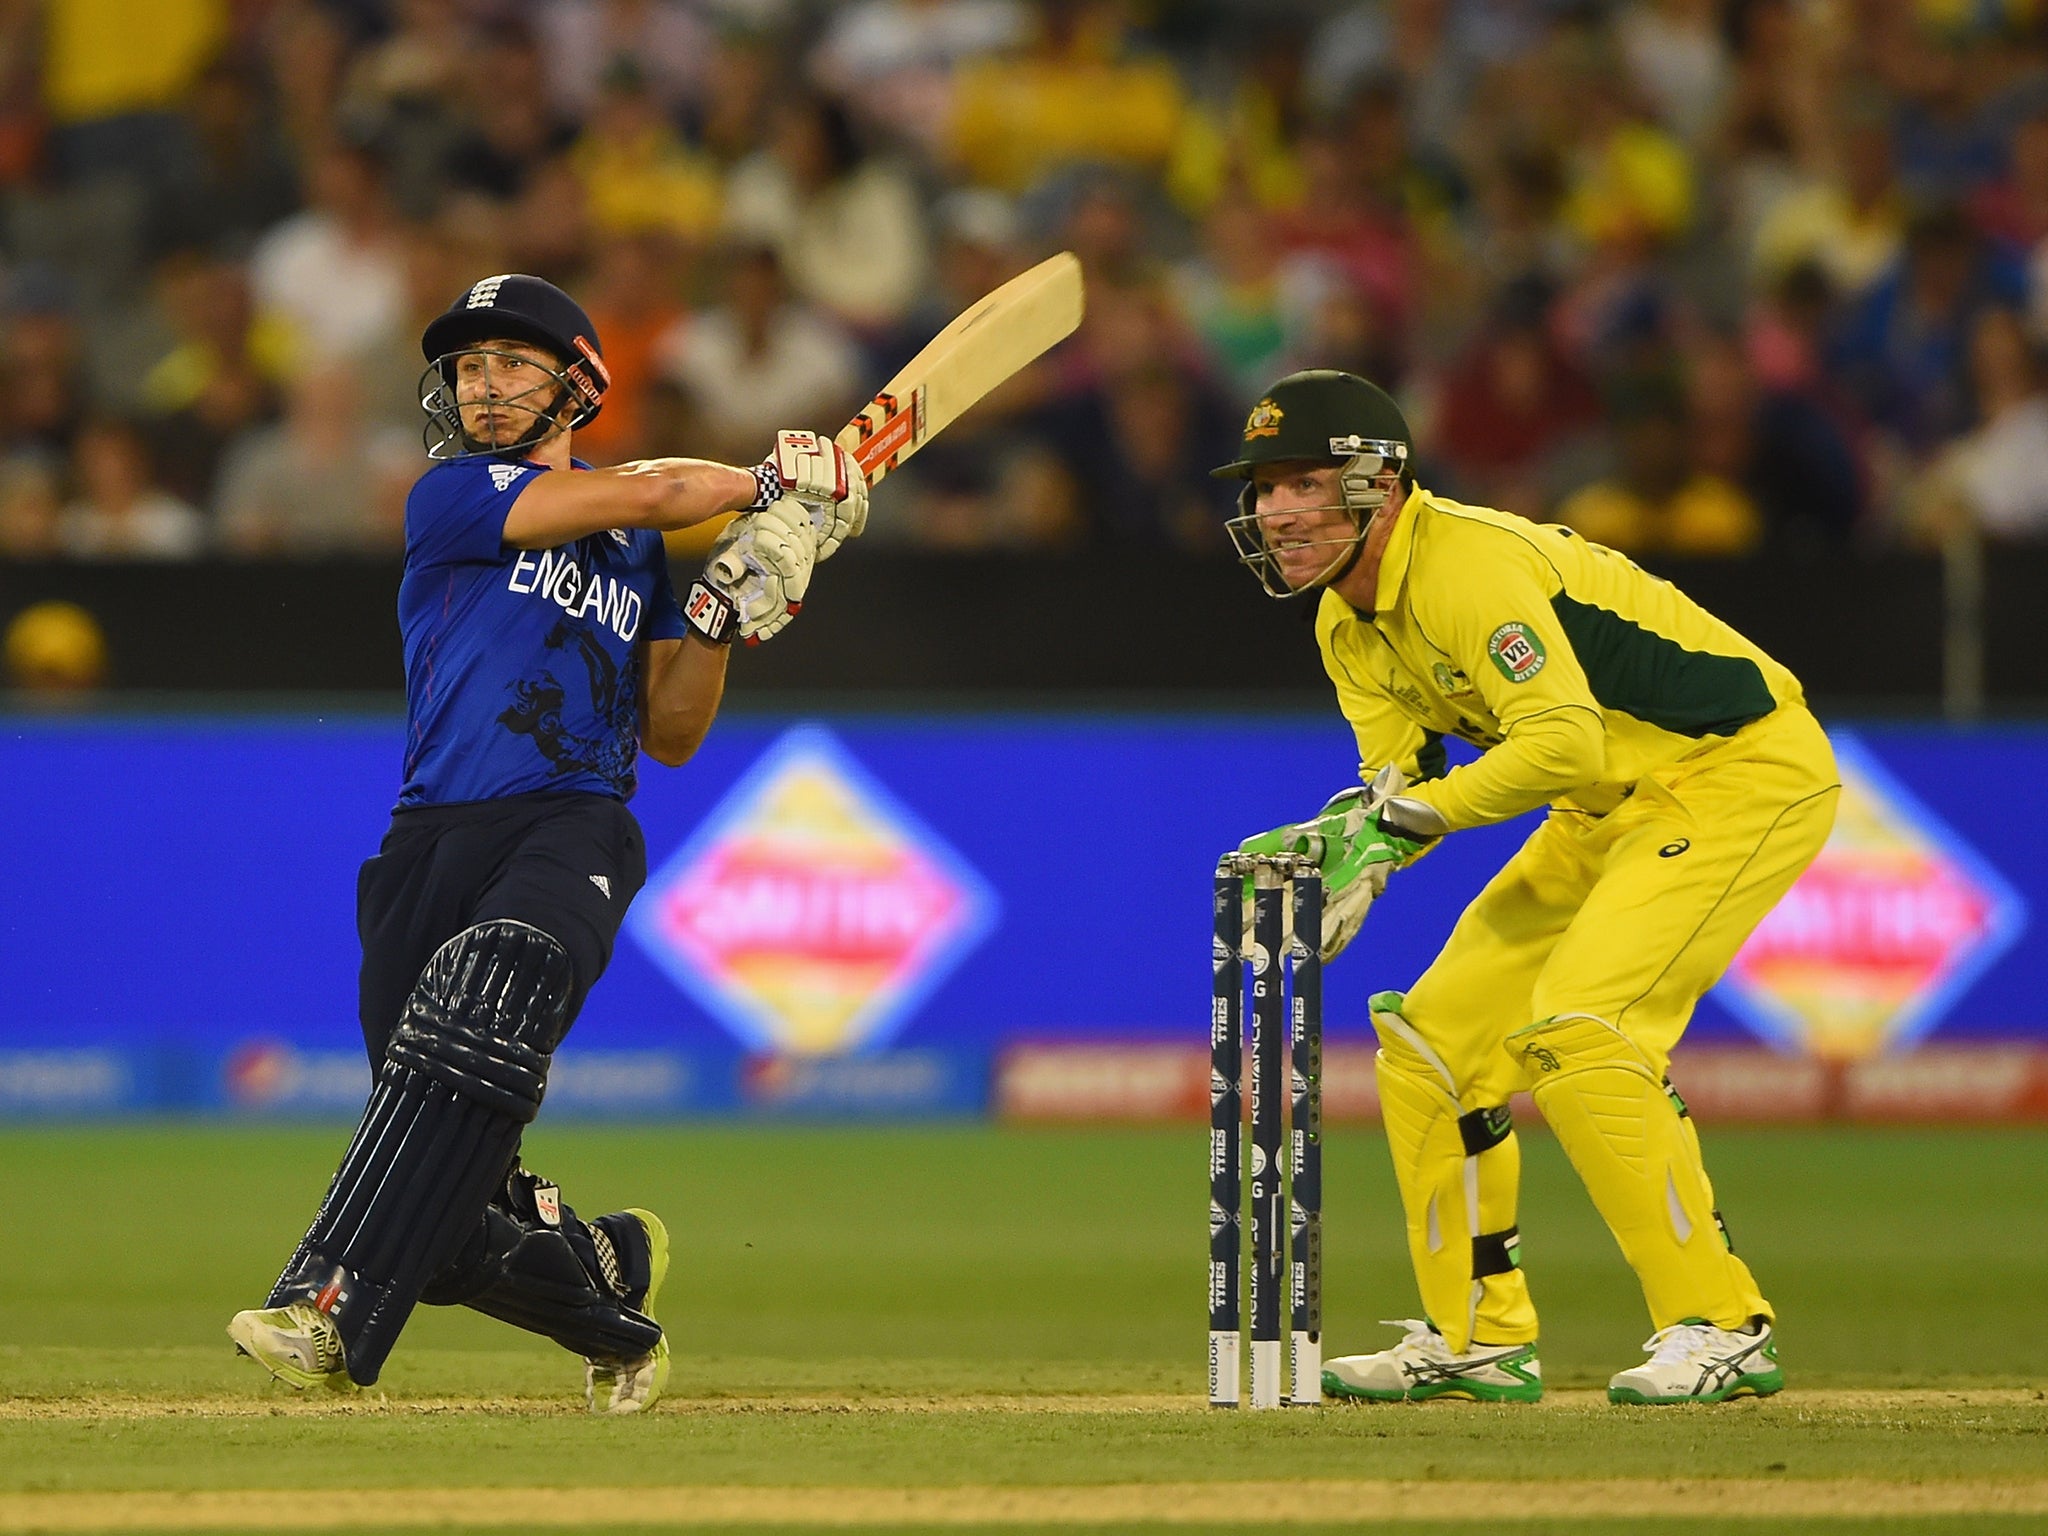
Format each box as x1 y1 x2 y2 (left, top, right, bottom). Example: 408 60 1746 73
1236 764 1448 962
685 499 817 646
752 428 868 562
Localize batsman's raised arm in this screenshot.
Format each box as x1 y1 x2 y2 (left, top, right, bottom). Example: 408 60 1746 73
502 456 760 547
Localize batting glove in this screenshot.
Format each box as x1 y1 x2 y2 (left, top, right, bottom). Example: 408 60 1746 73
753 429 868 562
688 500 818 646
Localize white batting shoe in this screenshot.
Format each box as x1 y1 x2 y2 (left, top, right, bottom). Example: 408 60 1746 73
1608 1317 1783 1404
584 1208 670 1414
1323 1319 1543 1403
227 1302 355 1393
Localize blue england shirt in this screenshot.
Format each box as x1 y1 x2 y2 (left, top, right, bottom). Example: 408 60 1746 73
396 455 688 807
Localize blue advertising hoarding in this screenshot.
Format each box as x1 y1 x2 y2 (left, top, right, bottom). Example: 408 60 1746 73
1 711 2042 1114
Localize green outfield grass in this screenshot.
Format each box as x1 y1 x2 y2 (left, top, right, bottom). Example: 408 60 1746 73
0 1123 2043 1533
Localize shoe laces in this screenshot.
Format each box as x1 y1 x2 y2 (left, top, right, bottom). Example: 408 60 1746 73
1380 1318 1445 1358
1639 1322 1720 1366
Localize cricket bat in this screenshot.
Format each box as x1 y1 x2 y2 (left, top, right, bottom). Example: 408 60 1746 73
835 250 1085 488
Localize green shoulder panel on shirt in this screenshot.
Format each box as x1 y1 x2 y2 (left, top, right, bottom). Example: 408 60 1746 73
1550 593 1775 737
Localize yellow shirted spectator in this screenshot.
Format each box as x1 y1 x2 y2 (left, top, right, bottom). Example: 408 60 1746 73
948 3 1185 192
44 0 227 123
1558 476 1761 557
1565 120 1694 247
1167 76 1307 216
570 64 722 242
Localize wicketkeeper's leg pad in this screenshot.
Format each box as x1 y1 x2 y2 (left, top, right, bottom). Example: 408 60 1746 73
1507 1013 1768 1331
421 1165 662 1364
1371 992 1534 1354
267 919 577 1384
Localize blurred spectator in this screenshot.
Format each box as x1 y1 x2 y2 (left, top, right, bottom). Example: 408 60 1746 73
1561 79 1695 252
1688 332 1864 547
139 254 288 505
336 0 475 217
575 232 690 465
1166 19 1309 215
946 0 1185 193
1557 382 1763 556
505 153 598 283
1887 28 2009 204
1174 198 1294 400
249 136 407 364
57 417 206 560
1044 358 1236 549
1434 282 1603 516
3 599 109 694
723 91 928 331
569 60 722 243
3 304 88 464
1306 0 1506 158
215 365 412 556
0 456 62 558
1615 0 1729 147
1919 308 2048 539
41 0 225 184
150 57 300 258
1970 107 2048 252
536 0 710 122
1751 112 1906 299
0 0 43 187
697 29 775 169
655 243 861 462
1271 121 1413 364
443 28 577 203
812 0 1026 154
1745 259 1835 394
1833 204 2028 452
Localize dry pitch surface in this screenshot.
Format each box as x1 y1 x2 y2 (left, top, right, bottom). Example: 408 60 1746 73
2 1125 2044 1532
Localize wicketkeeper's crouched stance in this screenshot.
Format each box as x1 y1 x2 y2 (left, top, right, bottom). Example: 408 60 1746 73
228 275 866 1410
1220 371 1839 1405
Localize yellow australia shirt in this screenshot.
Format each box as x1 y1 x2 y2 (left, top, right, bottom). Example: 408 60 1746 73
1316 489 1805 831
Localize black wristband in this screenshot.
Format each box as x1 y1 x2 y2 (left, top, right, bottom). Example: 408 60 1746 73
683 578 737 645
747 461 783 510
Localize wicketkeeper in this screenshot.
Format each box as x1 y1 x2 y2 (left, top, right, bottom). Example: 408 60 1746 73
227 274 866 1410
1220 370 1839 1405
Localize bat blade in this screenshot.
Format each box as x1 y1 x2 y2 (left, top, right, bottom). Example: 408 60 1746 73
835 251 1084 487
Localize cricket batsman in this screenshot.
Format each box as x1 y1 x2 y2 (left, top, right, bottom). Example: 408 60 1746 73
226 274 865 1410
1219 370 1839 1405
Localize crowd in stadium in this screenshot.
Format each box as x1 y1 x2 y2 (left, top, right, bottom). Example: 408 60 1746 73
5 0 2048 563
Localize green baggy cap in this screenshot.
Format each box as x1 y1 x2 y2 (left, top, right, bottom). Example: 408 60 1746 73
1211 369 1412 480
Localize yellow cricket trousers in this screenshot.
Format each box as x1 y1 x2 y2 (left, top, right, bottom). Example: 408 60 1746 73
1389 703 1840 1344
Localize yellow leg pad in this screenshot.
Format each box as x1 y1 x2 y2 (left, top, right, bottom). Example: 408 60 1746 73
1373 999 1536 1352
1509 1015 1762 1330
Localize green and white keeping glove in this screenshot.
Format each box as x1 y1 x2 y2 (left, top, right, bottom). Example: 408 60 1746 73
1236 765 1448 962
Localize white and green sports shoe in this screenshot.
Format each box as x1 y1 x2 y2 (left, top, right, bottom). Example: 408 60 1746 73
1323 1319 1543 1403
585 1208 671 1415
227 1302 356 1393
1608 1318 1783 1404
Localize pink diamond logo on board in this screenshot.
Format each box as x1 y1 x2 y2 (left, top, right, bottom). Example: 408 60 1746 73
630 726 995 1056
1717 734 2025 1061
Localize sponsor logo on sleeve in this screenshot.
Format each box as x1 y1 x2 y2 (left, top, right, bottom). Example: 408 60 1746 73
1486 621 1547 683
488 462 529 492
